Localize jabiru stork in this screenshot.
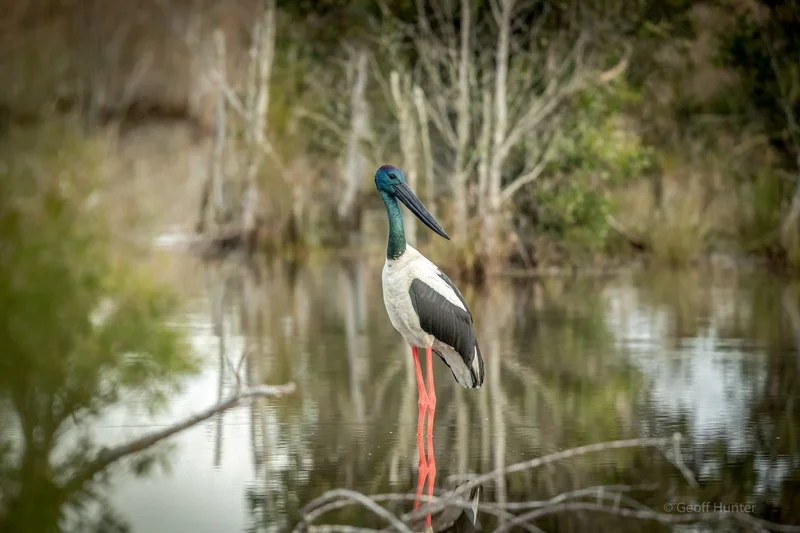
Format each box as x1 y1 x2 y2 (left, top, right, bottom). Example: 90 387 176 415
374 164 485 526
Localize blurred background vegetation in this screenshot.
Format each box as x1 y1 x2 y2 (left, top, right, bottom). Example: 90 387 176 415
2 0 799 277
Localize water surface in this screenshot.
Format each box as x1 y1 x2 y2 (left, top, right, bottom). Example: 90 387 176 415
4 255 800 532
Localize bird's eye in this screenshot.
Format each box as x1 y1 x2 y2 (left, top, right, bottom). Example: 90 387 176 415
389 174 397 180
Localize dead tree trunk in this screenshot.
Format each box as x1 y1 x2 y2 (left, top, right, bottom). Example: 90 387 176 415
411 0 472 238
193 0 276 255
413 86 437 220
390 70 419 246
339 48 370 228
211 31 230 227
477 88 492 218
452 0 472 238
483 0 514 261
242 0 276 250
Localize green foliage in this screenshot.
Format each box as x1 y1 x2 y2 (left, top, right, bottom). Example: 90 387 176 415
568 83 655 185
0 119 200 532
524 81 655 257
536 182 612 254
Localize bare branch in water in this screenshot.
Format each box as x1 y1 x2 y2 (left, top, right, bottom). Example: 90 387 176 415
296 491 542 533
294 433 800 533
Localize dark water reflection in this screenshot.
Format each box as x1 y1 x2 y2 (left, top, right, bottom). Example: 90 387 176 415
3 255 800 532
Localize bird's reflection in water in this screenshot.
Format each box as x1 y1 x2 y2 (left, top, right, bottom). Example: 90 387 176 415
413 423 436 529
411 393 484 532
409 482 483 533
411 344 438 530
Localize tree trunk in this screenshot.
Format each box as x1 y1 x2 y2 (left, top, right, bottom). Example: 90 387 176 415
483 0 514 263
242 0 276 250
390 70 419 246
339 48 370 226
452 0 472 238
211 31 229 226
413 86 437 220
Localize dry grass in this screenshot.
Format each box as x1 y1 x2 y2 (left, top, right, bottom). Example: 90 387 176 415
99 122 209 237
613 159 736 267
0 113 211 294
1 0 264 126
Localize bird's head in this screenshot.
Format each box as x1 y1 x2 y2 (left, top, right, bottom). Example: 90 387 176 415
374 165 450 240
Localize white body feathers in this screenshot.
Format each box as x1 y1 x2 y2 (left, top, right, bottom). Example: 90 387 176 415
381 245 482 388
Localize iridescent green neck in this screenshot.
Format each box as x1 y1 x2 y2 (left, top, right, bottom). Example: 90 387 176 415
380 190 406 259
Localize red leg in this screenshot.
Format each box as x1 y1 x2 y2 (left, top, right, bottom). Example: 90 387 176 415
424 346 437 527
412 346 428 436
411 347 429 512
425 346 437 433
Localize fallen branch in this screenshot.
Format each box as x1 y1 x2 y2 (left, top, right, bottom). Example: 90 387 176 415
301 482 799 533
296 491 542 533
62 383 296 496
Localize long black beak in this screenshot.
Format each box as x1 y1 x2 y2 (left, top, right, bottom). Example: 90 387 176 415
393 182 450 240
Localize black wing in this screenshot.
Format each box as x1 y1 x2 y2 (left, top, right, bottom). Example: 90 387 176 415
409 271 483 387
437 269 472 320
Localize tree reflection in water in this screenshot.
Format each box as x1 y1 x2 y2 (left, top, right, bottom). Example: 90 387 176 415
2 163 799 533
0 126 200 533
0 125 294 533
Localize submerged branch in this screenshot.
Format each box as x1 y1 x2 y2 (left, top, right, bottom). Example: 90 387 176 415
294 433 800 533
297 491 542 533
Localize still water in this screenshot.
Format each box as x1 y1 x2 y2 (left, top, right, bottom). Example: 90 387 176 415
3 252 800 532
